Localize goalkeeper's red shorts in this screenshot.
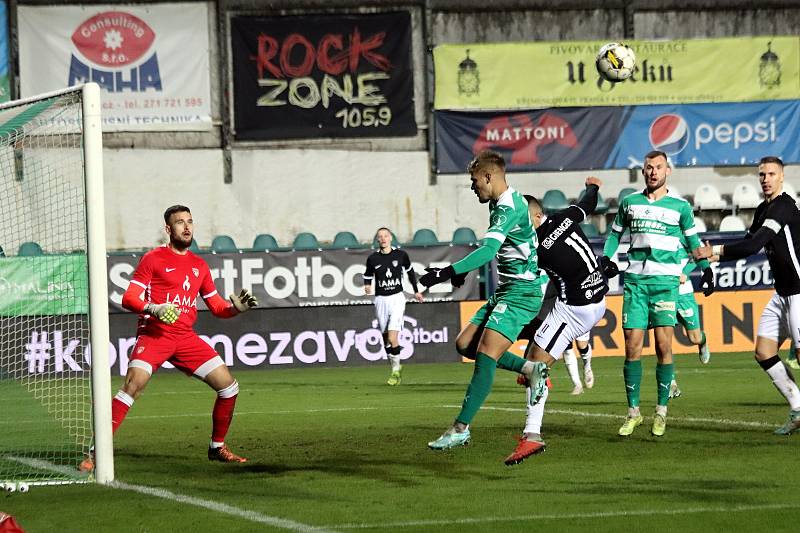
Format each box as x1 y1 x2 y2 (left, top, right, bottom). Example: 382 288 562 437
130 333 221 378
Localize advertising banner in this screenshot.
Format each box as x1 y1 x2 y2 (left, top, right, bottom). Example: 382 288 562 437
106 246 480 311
230 11 417 140
435 99 800 172
434 36 800 110
18 4 212 131
0 1 9 102
465 289 775 358
5 302 461 376
0 255 88 316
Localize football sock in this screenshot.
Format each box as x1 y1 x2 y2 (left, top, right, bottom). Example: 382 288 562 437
579 344 592 369
655 404 668 417
456 352 496 425
759 355 800 410
656 363 674 407
524 385 549 435
496 351 527 373
111 391 134 434
623 359 642 408
386 345 401 371
563 349 582 388
699 331 707 347
211 380 239 444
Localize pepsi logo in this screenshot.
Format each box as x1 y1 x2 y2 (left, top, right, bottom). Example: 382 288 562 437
649 114 689 155
71 11 155 67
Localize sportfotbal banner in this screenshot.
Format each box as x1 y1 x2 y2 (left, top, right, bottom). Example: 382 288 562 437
106 245 480 310
230 11 417 140
435 99 800 172
17 4 212 131
433 36 800 110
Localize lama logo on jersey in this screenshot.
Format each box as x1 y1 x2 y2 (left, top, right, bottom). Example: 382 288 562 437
649 114 689 155
473 113 578 166
68 11 162 92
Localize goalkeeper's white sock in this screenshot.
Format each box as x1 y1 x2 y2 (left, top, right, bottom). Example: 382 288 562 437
563 349 582 388
524 386 549 435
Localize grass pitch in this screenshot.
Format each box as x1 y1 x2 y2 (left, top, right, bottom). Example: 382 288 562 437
2 352 800 532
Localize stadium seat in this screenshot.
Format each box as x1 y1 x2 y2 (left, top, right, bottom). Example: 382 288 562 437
579 222 600 237
252 233 280 251
293 232 321 250
577 189 609 214
189 239 201 253
693 217 707 233
783 181 798 202
718 215 746 232
732 183 761 210
332 231 361 249
693 184 727 210
18 241 43 256
616 187 638 208
409 228 439 246
542 190 569 214
211 235 238 253
451 227 478 245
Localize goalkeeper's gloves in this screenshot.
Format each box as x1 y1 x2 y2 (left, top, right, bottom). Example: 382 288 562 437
700 267 715 296
144 303 181 324
230 289 258 312
600 256 620 278
419 265 457 288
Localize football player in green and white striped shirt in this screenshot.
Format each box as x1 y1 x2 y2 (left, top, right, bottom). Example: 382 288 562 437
419 150 546 453
602 150 715 437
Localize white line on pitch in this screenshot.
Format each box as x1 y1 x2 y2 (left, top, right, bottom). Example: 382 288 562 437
112 481 333 533
329 502 800 530
125 404 776 429
5 456 332 533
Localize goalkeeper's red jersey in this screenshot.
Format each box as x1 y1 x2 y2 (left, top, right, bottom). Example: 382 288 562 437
129 245 220 336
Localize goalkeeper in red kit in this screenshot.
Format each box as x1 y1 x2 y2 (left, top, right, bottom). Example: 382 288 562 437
80 205 256 471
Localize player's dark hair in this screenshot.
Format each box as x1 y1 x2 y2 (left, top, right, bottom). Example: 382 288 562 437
524 194 543 215
468 150 506 174
759 156 784 168
164 204 191 224
644 150 669 164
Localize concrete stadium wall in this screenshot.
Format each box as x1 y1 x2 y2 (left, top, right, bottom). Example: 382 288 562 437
17 0 798 249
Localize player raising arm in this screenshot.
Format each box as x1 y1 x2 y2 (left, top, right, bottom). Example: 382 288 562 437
81 205 256 471
695 156 800 435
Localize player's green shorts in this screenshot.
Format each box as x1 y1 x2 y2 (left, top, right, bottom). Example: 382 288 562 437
622 280 678 330
676 291 701 331
470 280 542 342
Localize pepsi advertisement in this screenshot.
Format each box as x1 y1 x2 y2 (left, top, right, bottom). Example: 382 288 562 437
436 99 800 172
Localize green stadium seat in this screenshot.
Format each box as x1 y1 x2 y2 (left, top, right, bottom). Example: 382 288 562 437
189 239 201 253
252 234 280 251
211 235 238 253
18 241 43 256
409 228 439 246
578 189 609 214
332 231 361 249
293 232 321 250
542 190 569 215
617 187 638 207
451 227 478 245
579 222 601 237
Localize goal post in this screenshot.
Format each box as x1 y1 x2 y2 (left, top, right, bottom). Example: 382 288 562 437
0 82 113 486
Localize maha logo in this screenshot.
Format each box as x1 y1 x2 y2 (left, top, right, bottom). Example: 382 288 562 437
649 114 689 155
69 11 162 92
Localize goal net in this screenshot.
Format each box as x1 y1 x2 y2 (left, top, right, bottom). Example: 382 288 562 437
0 84 112 487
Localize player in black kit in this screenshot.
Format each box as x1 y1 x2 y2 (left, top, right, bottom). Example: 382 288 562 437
363 227 423 385
696 157 800 435
505 176 609 465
